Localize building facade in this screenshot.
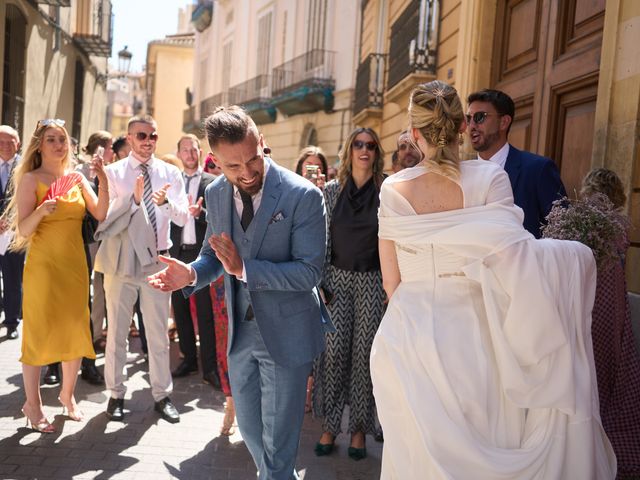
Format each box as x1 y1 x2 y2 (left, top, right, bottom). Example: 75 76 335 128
355 0 640 292
106 72 146 138
0 0 111 146
184 0 360 170
146 32 195 156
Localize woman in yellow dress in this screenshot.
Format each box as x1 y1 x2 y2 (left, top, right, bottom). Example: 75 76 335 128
3 119 109 433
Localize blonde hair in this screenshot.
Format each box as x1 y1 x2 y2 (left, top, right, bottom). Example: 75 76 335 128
409 81 464 179
337 127 385 191
2 122 73 251
581 168 627 209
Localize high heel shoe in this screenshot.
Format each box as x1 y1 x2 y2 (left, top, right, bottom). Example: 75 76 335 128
58 398 84 422
220 399 236 436
314 432 335 456
347 446 367 460
21 408 55 434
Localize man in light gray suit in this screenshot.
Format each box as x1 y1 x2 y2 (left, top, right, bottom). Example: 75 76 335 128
148 106 331 479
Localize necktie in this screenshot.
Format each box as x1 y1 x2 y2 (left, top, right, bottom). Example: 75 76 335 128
239 189 254 231
184 174 196 194
0 162 9 192
139 163 157 242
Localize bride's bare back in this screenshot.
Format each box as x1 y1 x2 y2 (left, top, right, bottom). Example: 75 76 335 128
392 170 463 214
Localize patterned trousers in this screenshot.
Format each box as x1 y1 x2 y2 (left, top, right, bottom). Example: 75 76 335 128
313 265 385 435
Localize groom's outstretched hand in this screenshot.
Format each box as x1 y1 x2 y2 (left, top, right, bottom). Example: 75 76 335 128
209 232 243 278
147 255 195 292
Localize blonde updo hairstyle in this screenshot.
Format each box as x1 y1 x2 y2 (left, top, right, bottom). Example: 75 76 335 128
408 80 464 179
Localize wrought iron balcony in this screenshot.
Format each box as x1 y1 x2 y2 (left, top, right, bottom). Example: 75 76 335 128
271 49 336 115
387 0 439 91
73 0 113 57
35 0 71 6
191 0 213 33
227 75 276 124
200 91 234 118
354 53 386 116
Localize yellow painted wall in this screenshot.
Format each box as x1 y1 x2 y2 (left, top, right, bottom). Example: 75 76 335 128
148 43 194 156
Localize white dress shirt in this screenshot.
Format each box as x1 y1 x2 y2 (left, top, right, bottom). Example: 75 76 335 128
106 154 189 251
181 169 202 246
478 142 510 170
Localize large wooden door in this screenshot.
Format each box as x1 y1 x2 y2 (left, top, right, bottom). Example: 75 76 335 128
492 0 605 195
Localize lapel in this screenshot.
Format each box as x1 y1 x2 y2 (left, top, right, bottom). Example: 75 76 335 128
218 178 234 235
504 144 522 191
250 159 282 258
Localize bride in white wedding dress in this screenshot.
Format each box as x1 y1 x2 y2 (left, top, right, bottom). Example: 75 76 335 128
370 81 616 480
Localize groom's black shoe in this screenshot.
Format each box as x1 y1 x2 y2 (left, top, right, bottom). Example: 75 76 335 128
43 363 60 385
106 398 125 422
155 397 180 424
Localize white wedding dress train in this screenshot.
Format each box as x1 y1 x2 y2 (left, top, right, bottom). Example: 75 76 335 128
370 160 616 479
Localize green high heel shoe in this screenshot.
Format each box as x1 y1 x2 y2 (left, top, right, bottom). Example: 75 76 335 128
348 446 367 460
314 441 335 456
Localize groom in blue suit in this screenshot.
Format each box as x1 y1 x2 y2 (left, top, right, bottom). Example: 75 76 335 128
148 106 331 479
467 89 566 238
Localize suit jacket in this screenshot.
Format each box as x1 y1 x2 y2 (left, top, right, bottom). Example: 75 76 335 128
504 145 566 238
169 171 215 257
0 155 18 215
184 158 333 367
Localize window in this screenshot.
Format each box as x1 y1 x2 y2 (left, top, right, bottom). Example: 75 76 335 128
2 5 27 139
256 12 273 76
72 60 85 140
306 0 327 52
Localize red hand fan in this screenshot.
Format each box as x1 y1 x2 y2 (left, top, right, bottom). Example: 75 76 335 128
39 172 83 205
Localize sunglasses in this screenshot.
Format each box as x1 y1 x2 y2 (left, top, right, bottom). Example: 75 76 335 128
352 140 377 151
39 118 65 128
465 112 499 125
134 131 159 142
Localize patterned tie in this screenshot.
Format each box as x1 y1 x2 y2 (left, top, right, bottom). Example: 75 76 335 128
239 189 254 231
139 163 157 242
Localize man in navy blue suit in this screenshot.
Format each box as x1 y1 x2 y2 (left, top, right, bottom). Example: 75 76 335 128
466 89 566 238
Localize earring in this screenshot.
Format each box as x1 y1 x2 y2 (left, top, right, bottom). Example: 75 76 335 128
459 134 464 145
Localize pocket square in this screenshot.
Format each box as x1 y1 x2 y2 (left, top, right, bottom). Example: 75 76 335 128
269 211 285 224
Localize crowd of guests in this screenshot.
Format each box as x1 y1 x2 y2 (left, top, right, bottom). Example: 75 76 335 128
0 83 638 480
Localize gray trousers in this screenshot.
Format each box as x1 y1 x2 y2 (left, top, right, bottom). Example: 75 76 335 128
103 272 172 402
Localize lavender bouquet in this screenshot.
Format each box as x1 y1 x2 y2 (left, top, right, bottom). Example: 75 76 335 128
541 193 630 268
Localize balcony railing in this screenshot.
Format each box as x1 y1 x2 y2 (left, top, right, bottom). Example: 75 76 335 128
35 0 71 6
191 0 213 32
272 49 336 97
228 75 272 106
74 0 113 56
387 0 439 91
182 105 199 134
354 53 386 116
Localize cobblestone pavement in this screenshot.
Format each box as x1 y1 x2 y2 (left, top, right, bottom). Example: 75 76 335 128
0 324 382 479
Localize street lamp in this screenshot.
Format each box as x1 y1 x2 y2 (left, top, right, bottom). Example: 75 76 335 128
117 46 132 75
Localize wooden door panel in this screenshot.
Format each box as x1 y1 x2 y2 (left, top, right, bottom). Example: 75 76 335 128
547 80 598 196
494 0 543 82
509 96 534 151
555 0 605 58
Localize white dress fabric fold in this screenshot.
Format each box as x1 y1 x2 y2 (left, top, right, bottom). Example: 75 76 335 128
370 160 616 479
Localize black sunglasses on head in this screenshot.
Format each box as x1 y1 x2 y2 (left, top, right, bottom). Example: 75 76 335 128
134 131 158 141
352 140 377 151
465 112 501 125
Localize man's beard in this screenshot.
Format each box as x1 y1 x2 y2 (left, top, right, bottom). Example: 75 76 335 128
234 175 263 196
472 130 500 153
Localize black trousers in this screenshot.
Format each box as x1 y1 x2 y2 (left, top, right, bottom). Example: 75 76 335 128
0 250 25 326
171 247 217 374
